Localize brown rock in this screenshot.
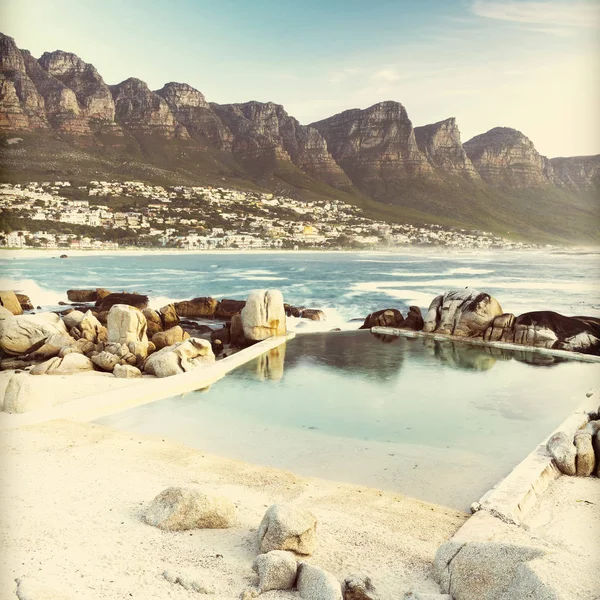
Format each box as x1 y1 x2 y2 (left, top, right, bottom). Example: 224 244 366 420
152 325 190 350
174 297 219 318
0 291 23 315
15 293 33 311
215 298 246 320
403 306 424 331
142 308 163 338
210 325 231 345
96 292 149 311
159 303 179 329
230 314 247 347
360 308 404 330
301 309 325 321
67 289 99 303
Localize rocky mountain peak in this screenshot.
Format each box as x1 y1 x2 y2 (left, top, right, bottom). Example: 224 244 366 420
463 127 554 186
38 50 117 128
414 117 478 178
110 77 179 137
0 33 26 74
155 82 209 109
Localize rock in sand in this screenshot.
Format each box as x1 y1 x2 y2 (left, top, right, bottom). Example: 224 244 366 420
252 550 298 592
257 504 317 555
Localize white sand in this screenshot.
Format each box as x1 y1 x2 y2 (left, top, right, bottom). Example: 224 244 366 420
0 420 467 599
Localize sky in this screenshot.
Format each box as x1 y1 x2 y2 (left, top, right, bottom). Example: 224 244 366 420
2 0 599 157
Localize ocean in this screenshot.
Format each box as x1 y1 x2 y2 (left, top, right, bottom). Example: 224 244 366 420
1 249 599 328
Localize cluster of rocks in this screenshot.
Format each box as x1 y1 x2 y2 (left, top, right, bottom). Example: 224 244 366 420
369 287 600 356
142 487 391 600
547 410 600 477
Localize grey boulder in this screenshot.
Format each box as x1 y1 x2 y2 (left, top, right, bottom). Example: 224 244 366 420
257 504 317 555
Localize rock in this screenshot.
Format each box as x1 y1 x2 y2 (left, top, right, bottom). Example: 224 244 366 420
0 312 68 355
593 433 600 478
423 288 503 337
230 314 247 347
59 338 95 357
107 305 148 357
296 563 342 600
574 430 595 476
584 420 600 436
252 550 298 592
30 353 94 375
0 290 23 315
241 289 287 341
151 325 190 350
91 351 120 372
403 306 425 331
62 309 86 330
159 303 179 329
96 292 148 311
257 504 317 555
3 373 55 412
142 308 163 338
113 364 142 378
143 338 215 377
67 289 100 303
15 293 33 311
211 339 223 357
215 298 246 320
73 310 107 344
302 309 325 321
174 297 219 319
144 486 236 530
483 313 515 342
210 324 231 345
546 432 577 476
0 305 14 319
30 332 76 359
343 574 380 600
360 308 404 330
285 304 303 318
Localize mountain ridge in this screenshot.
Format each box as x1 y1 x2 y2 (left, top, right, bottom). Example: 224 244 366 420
0 32 598 244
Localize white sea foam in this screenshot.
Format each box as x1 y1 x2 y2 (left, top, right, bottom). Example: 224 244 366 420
287 307 360 333
0 278 66 306
445 267 494 275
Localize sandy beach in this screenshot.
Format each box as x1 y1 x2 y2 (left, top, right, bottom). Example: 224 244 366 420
0 419 467 599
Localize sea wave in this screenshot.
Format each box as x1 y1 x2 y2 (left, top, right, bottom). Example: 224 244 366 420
0 278 66 306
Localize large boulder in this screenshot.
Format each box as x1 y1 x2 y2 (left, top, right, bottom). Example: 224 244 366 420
143 338 215 377
30 332 76 359
143 487 236 531
142 308 163 338
30 353 94 375
546 432 577 475
574 430 595 476
0 312 68 355
107 305 148 358
230 314 248 347
297 563 342 600
62 309 86 331
0 305 14 320
15 293 33 311
403 306 425 331
301 309 325 321
67 288 111 303
96 292 148 311
257 504 317 556
174 297 219 319
151 325 190 350
113 364 142 378
0 291 23 315
159 304 179 329
360 308 404 330
252 550 298 593
215 298 246 320
423 289 503 337
241 290 287 342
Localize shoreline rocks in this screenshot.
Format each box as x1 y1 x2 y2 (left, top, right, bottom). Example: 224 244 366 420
241 289 287 342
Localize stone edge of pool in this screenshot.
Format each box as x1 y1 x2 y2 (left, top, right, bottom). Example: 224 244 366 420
0 333 295 430
374 324 599 524
371 326 600 363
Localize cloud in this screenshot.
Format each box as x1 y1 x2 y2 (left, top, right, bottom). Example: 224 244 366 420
328 67 360 84
472 0 600 31
372 69 400 82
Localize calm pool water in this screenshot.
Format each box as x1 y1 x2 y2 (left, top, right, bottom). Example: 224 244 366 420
96 330 599 510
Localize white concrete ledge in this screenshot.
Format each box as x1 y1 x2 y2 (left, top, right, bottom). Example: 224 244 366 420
0 333 294 430
371 326 600 363
470 395 597 525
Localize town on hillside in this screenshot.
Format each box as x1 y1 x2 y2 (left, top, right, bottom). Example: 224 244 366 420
0 181 540 251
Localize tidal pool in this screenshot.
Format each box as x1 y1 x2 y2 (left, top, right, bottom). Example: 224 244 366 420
97 331 599 510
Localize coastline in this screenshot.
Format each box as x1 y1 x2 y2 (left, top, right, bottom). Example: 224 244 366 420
2 246 599 260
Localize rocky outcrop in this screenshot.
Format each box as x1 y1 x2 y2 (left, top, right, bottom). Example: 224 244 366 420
423 289 503 337
0 33 49 131
463 127 554 186
483 311 600 355
550 155 600 191
0 312 68 355
22 49 92 135
96 292 148 311
414 117 478 178
174 297 219 318
110 77 182 138
156 82 232 150
310 101 433 197
0 290 23 315
38 50 121 134
143 337 215 377
213 101 351 187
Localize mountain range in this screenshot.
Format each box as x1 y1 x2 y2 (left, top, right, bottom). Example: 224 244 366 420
0 32 598 244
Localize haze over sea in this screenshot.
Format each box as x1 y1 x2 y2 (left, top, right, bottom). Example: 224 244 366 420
1 249 599 327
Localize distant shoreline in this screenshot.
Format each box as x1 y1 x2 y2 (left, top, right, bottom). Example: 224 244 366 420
1 246 598 260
